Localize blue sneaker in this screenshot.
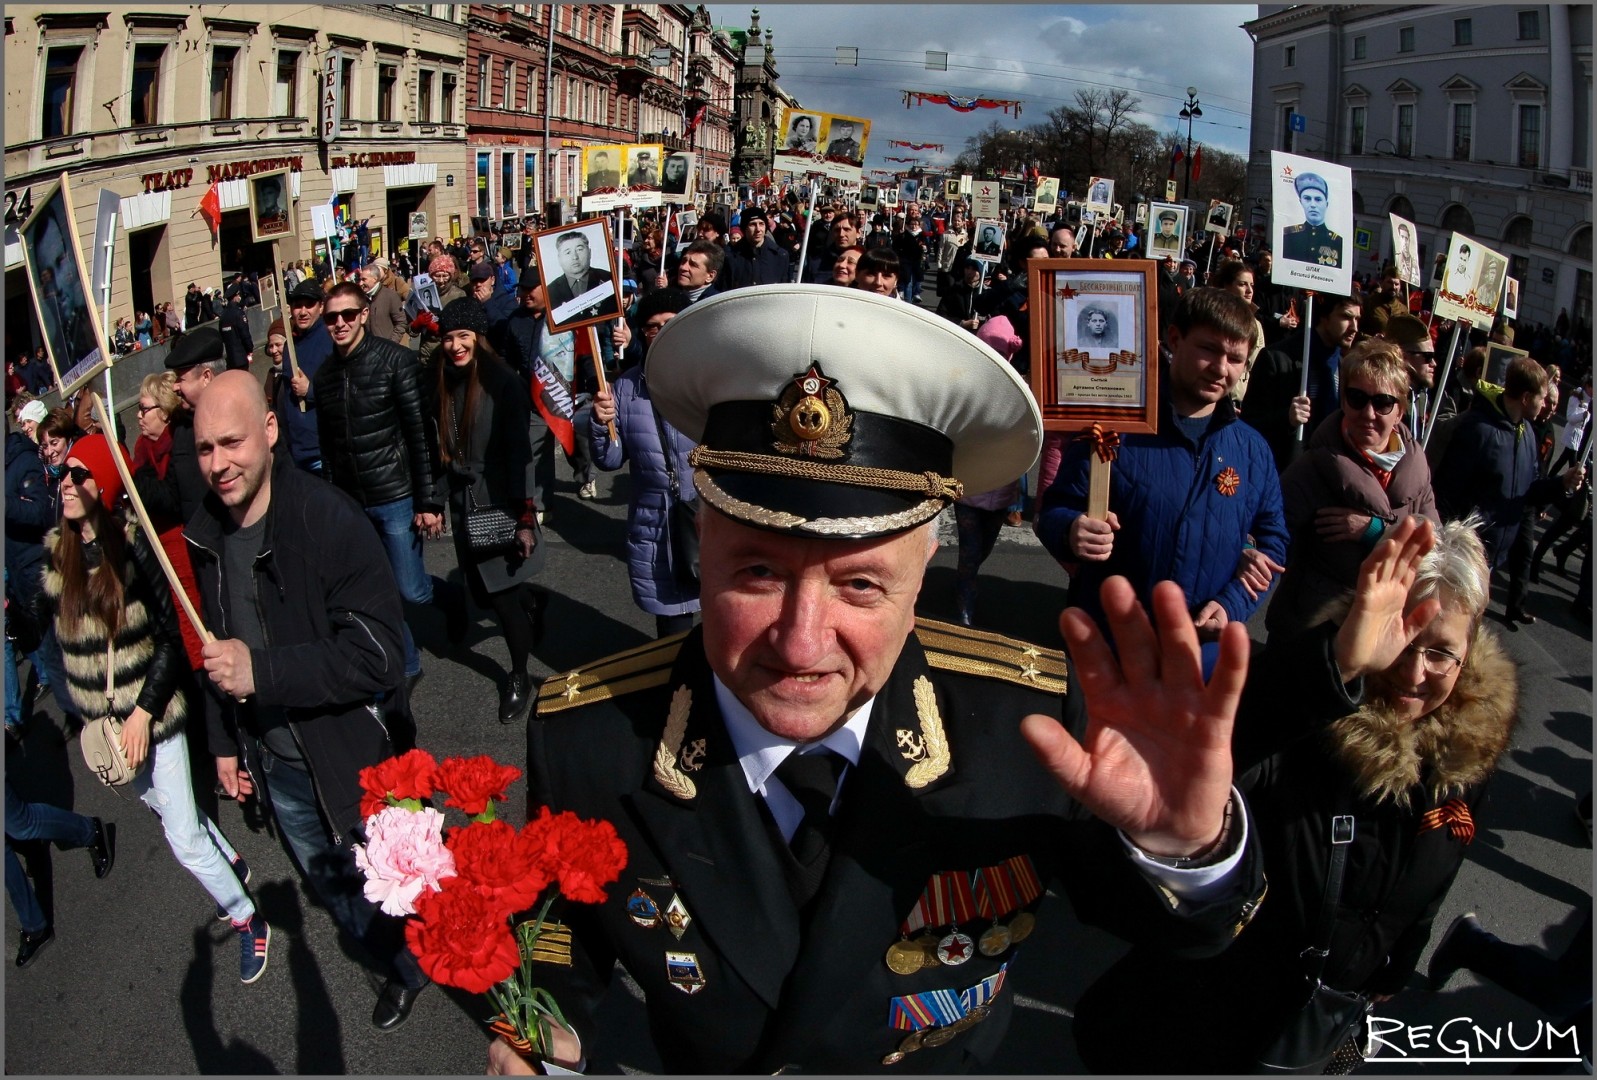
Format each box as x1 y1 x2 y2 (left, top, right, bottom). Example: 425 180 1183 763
215 854 251 921
235 912 271 984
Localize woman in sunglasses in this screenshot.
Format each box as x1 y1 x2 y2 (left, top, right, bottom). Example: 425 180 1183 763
35 435 269 981
1266 340 1438 640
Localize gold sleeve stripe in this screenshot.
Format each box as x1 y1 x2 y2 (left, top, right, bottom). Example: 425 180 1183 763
535 635 686 716
922 648 1070 695
915 623 1069 678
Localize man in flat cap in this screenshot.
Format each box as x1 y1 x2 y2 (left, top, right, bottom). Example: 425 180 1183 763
491 286 1266 1075
133 324 228 526
1281 172 1342 268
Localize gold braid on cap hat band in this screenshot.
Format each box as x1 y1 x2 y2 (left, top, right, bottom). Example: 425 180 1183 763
687 447 964 500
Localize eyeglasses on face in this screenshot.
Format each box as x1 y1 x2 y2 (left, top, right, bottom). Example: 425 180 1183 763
1400 642 1463 677
323 308 363 325
64 465 95 487
136 403 162 416
1344 387 1399 415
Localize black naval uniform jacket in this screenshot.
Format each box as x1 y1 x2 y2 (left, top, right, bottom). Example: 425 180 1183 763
527 620 1266 1074
1281 222 1342 268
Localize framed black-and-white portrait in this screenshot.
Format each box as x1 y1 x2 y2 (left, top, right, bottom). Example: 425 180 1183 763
20 172 108 395
248 168 295 244
1503 277 1521 320
531 218 623 333
971 219 1006 264
1027 259 1159 434
859 184 881 209
661 152 696 201
1146 202 1187 261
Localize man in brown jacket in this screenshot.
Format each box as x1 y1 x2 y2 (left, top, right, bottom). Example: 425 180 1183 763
359 259 409 346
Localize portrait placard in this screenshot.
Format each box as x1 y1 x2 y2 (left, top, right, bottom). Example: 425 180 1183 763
248 168 295 244
858 184 881 210
675 209 698 253
971 219 1006 264
1434 233 1509 326
581 143 627 210
1145 202 1188 262
1389 214 1422 287
883 186 900 208
774 107 870 181
661 152 696 203
1028 259 1159 435
1269 150 1353 294
1503 277 1521 320
971 179 1001 220
897 179 920 206
19 173 108 395
1205 199 1232 236
1034 176 1060 217
1134 202 1149 225
408 211 429 240
531 218 623 334
1484 343 1527 386
943 178 961 200
1084 176 1114 214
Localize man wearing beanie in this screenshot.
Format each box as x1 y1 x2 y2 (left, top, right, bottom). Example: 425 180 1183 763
723 207 791 290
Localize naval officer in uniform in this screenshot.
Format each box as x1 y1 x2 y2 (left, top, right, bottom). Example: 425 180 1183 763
493 286 1267 1074
1280 172 1342 268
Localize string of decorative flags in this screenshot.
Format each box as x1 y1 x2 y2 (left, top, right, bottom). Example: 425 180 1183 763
884 156 923 163
902 91 1023 117
889 141 944 151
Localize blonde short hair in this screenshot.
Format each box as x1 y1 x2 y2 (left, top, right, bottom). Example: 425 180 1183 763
1339 339 1409 400
139 371 180 418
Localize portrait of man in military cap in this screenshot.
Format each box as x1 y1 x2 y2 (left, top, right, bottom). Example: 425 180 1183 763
1280 171 1342 268
1148 204 1186 258
823 118 863 164
1390 216 1421 287
627 147 661 188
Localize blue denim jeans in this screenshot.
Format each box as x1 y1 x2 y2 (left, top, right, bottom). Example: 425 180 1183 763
363 497 434 678
252 743 425 988
5 776 96 933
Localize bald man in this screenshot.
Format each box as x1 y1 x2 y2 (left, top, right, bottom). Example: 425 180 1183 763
187 372 432 1032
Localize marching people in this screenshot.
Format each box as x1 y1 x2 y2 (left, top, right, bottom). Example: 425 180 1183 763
187 371 428 1029
1209 258 1266 402
35 433 269 983
433 298 547 723
588 288 701 639
491 285 1266 1074
1246 291 1364 470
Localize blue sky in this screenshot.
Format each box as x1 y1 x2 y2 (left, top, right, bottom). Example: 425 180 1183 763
704 5 1257 174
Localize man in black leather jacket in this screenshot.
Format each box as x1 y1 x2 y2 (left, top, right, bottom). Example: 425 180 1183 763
312 282 443 693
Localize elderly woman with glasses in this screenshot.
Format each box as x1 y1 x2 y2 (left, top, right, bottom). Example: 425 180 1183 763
1076 515 1517 1073
1265 340 1438 640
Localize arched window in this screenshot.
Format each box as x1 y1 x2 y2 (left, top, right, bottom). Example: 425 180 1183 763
1439 204 1475 234
1502 216 1534 247
1352 190 1365 214
1570 225 1592 261
1387 195 1416 221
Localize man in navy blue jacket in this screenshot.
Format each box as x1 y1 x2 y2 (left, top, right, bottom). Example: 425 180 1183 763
274 280 334 474
1039 288 1289 650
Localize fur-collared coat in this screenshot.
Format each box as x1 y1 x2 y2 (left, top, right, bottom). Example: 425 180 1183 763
1073 623 1518 1074
39 520 189 742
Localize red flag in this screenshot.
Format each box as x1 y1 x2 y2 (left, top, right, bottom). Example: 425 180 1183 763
1191 145 1203 184
683 103 708 140
198 183 222 237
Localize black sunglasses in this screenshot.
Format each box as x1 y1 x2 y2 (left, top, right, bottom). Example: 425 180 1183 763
323 308 363 325
1344 387 1400 415
64 465 95 486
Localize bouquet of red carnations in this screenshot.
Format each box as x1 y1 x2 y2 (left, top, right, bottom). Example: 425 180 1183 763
354 749 627 1059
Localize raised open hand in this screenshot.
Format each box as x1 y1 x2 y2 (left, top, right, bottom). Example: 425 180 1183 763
1022 577 1247 858
1333 515 1439 681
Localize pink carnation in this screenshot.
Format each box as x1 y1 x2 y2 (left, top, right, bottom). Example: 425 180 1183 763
354 806 457 916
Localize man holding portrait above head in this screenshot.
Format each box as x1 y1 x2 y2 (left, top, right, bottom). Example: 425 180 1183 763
1280 172 1342 268
488 285 1266 1076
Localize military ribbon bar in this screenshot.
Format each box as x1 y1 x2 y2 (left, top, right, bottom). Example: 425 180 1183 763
890 965 1013 1031
962 962 1011 1012
1005 855 1043 905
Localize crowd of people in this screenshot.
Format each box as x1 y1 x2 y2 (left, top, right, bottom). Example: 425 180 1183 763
2 180 1590 1074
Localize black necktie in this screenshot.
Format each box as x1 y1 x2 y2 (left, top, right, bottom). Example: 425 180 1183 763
774 748 846 906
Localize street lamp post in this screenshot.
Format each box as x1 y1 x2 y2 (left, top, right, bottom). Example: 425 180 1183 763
1179 87 1202 199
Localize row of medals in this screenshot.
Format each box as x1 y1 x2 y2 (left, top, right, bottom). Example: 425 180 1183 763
883 910 1034 976
881 1004 994 1065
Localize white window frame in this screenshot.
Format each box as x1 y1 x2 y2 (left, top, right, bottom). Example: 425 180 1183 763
127 38 171 128
37 38 92 141
207 39 246 123
526 68 539 114
1512 101 1545 170
271 46 304 119
503 60 515 110
1443 78 1478 163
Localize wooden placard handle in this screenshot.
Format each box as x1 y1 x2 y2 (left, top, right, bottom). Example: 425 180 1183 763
1087 457 1112 521
586 324 619 443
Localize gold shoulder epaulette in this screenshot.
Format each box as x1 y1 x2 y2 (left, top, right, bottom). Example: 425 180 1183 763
535 632 686 717
915 619 1069 695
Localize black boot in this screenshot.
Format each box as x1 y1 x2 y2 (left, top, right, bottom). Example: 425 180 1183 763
498 672 531 724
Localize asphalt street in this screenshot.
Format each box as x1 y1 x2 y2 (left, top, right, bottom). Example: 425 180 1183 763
4 281 1591 1075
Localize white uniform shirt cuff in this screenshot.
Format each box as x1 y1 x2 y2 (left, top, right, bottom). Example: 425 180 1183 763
1118 787 1250 902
